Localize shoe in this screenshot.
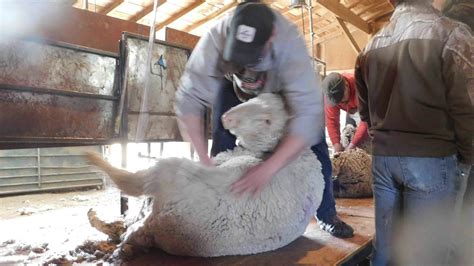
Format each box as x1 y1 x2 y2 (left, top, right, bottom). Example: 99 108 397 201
317 216 354 238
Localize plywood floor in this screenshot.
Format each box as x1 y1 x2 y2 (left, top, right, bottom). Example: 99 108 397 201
124 198 375 266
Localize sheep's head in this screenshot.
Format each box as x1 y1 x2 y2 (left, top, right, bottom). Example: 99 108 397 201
222 93 289 153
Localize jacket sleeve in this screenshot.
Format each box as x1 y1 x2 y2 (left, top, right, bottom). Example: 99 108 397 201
280 27 324 146
442 25 474 164
175 27 225 117
355 53 371 127
352 121 368 146
325 104 341 145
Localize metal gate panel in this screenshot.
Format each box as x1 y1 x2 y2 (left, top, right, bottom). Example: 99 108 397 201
0 38 120 149
121 33 190 142
0 146 104 195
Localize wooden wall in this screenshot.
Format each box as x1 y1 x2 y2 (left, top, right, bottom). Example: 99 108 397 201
4 3 149 54
165 28 200 50
320 29 370 72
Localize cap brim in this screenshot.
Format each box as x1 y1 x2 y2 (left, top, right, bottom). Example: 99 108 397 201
224 38 264 67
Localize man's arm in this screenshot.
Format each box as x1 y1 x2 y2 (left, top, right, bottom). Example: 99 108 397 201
177 114 212 166
442 25 474 165
355 54 371 127
175 25 226 165
231 134 307 196
325 105 343 151
350 121 369 148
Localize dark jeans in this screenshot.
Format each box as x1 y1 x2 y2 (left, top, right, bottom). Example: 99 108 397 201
211 80 337 222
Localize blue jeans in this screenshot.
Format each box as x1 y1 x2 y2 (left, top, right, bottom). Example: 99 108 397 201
211 80 337 222
371 155 466 266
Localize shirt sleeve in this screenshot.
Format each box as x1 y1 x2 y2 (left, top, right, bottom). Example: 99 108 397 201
280 26 324 146
352 121 368 146
442 24 474 164
325 104 341 145
355 53 371 127
175 26 225 117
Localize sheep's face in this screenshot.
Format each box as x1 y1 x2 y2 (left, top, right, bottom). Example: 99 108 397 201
222 93 289 153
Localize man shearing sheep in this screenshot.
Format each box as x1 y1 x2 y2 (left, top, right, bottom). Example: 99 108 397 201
175 2 354 238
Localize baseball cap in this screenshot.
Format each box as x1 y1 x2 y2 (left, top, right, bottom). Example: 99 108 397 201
223 3 275 67
322 73 346 106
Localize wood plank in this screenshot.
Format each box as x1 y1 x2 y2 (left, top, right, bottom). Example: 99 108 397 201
165 28 200 49
125 198 375 265
316 0 372 33
155 1 205 32
99 0 124 15
129 0 167 22
183 1 238 32
9 4 149 54
337 17 361 54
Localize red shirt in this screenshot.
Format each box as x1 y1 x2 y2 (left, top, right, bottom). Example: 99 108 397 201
325 73 368 146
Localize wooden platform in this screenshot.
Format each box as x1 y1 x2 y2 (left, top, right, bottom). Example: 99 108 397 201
125 198 375 266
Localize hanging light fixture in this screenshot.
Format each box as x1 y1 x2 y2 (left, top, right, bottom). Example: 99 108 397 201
289 0 307 9
289 0 317 69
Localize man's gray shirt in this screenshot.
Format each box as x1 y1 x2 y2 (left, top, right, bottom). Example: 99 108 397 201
175 9 324 146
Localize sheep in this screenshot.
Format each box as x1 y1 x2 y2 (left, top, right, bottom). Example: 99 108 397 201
86 93 324 258
331 148 372 198
341 124 371 153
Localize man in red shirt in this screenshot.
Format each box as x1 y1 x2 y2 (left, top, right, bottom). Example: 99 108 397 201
322 72 369 152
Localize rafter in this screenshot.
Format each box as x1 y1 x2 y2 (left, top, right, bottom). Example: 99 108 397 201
129 0 167 22
183 1 238 32
336 17 361 54
155 0 205 32
100 0 124 15
316 0 372 33
364 6 393 22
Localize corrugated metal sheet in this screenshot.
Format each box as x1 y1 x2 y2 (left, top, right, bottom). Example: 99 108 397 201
0 38 120 149
121 33 191 142
0 146 104 195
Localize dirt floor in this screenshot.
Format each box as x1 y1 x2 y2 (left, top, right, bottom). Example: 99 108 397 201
0 186 137 264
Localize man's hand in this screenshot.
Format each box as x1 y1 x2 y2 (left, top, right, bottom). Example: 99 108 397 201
230 161 277 197
345 143 356 151
199 155 214 167
231 134 307 198
333 143 344 153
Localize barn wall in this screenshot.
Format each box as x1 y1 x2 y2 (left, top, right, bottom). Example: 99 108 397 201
3 3 150 54
165 28 200 49
320 29 370 72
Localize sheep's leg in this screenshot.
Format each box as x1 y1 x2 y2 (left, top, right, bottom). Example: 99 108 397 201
87 209 125 243
114 212 155 259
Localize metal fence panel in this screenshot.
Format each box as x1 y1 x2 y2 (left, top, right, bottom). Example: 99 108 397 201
0 146 104 195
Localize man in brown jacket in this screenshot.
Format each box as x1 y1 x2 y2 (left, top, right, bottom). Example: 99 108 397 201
355 0 473 264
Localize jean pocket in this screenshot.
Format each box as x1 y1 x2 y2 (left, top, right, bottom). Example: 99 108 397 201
400 156 449 193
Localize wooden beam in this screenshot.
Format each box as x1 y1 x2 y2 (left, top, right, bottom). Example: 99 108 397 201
100 0 124 15
364 7 393 22
336 17 361 54
129 0 167 22
345 0 363 9
354 2 385 16
183 1 238 32
155 0 205 32
316 0 371 33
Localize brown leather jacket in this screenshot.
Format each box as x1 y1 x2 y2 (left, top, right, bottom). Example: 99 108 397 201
355 4 473 164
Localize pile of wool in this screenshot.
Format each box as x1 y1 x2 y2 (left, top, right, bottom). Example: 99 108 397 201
331 148 372 198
